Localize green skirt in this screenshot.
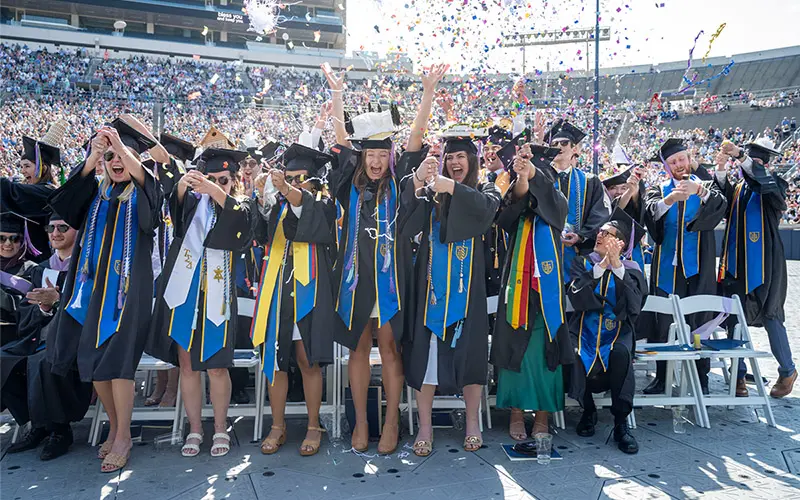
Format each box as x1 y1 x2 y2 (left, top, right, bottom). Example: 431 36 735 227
496 314 564 412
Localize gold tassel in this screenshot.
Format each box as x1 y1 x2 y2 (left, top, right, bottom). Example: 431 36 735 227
494 250 499 269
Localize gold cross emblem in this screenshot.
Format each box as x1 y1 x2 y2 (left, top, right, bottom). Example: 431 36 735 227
213 266 223 282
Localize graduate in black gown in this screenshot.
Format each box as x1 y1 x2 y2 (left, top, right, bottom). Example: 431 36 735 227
490 142 573 442
481 125 514 297
568 208 647 454
544 120 611 282
715 139 796 398
0 212 39 345
150 147 251 459
2 213 92 461
400 128 500 455
641 138 727 395
1 120 68 261
47 118 163 473
251 143 337 457
322 62 445 454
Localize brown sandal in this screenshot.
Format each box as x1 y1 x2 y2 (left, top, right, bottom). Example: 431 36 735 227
413 431 434 457
463 435 483 452
97 441 113 460
100 450 129 473
299 426 326 457
260 425 286 455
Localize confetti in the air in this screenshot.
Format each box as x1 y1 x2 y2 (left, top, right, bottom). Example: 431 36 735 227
243 0 282 35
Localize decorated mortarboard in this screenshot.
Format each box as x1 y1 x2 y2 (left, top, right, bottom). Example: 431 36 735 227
440 124 489 156
195 148 248 174
0 211 41 256
345 103 402 150
528 144 561 169
110 118 157 155
279 143 333 175
650 138 687 163
601 165 636 188
742 137 781 195
159 133 196 162
744 137 780 164
486 125 513 147
607 207 647 258
199 126 236 150
546 119 586 145
21 119 67 182
495 130 554 170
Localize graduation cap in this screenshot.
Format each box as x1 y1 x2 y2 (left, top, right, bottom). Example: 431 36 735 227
528 144 561 170
195 148 249 174
110 118 157 154
650 138 687 163
606 207 646 257
742 138 781 195
486 125 513 147
22 136 60 167
142 158 156 171
496 135 557 171
199 126 236 149
345 104 402 150
260 141 284 162
745 137 780 164
440 124 489 156
279 143 333 176
48 209 67 222
0 211 41 256
159 133 196 162
601 165 635 189
546 119 586 145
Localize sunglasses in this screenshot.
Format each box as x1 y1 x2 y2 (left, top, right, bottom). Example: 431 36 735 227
46 223 70 234
207 175 230 186
551 139 572 148
0 235 22 244
285 174 307 184
103 151 121 162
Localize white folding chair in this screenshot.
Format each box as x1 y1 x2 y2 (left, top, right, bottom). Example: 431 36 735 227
673 294 776 427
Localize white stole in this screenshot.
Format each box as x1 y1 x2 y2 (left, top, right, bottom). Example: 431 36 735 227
163 195 214 309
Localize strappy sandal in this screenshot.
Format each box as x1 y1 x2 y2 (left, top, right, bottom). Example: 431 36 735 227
261 425 286 455
299 426 326 457
351 422 368 453
509 418 528 441
463 435 483 452
100 450 129 473
97 441 113 459
181 432 203 457
210 432 231 458
413 431 434 457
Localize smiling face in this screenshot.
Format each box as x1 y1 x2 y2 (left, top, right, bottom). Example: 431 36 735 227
240 157 261 180
364 149 391 180
483 144 502 172
20 159 36 184
550 138 578 167
665 150 692 179
606 183 628 200
104 146 132 183
594 223 624 255
445 151 470 184
47 219 76 252
0 232 22 259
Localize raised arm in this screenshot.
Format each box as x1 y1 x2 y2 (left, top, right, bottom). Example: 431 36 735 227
321 63 350 148
406 64 450 153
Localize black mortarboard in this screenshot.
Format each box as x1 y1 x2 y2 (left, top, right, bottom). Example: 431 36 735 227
745 140 780 164
48 209 66 222
496 137 558 171
159 133 196 162
22 136 60 167
650 138 687 162
0 212 26 234
260 141 284 162
350 137 394 151
607 207 646 256
443 137 479 156
279 143 333 175
111 118 157 154
142 159 156 171
245 147 263 161
602 165 635 188
195 148 249 174
486 125 513 147
546 119 586 145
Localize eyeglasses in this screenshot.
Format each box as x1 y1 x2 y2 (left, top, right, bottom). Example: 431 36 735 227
285 174 307 184
551 139 571 148
0 235 22 244
45 223 70 234
103 151 121 162
207 175 230 186
598 228 621 240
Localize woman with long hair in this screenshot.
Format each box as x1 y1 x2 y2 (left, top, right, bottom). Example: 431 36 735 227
320 62 448 453
150 147 252 459
399 129 501 456
251 143 337 456
47 119 163 472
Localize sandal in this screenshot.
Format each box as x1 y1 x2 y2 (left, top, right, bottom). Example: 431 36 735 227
299 426 326 457
261 425 286 455
100 450 129 473
377 422 399 455
97 440 113 460
210 432 231 458
181 432 203 457
144 395 162 406
463 435 483 452
413 431 434 457
351 421 368 453
509 416 527 442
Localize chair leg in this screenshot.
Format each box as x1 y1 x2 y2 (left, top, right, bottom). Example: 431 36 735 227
478 391 484 433
11 421 22 444
407 385 414 435
627 410 637 429
171 377 183 445
483 386 492 430
253 369 264 441
748 356 777 427
92 400 105 447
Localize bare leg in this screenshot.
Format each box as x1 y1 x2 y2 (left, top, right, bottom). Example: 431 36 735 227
177 347 203 455
533 411 549 435
207 368 231 454
414 384 436 449
107 379 134 458
347 322 374 450
262 370 288 453
146 371 168 404
509 408 527 441
93 380 117 455
463 384 482 448
376 322 402 453
159 367 179 407
295 340 323 453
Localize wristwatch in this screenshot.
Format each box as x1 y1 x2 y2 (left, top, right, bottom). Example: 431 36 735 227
735 149 746 160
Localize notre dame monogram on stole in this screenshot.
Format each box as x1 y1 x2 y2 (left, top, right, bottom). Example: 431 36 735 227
184 249 193 269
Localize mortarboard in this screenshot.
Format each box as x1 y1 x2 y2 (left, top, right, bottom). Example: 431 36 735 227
546 119 586 145
650 138 687 163
0 211 41 256
110 118 157 154
606 207 647 257
601 165 635 189
160 133 196 162
345 104 402 150
195 148 248 174
279 143 333 176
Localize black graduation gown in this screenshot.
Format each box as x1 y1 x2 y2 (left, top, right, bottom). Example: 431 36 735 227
1 260 91 427
641 178 727 342
47 168 162 382
252 192 337 371
399 181 500 394
0 259 37 346
481 170 511 298
715 168 788 325
0 178 54 261
566 256 646 406
150 190 251 371
328 145 420 350
556 169 610 257
490 167 574 373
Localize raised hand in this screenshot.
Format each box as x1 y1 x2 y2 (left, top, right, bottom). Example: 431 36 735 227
533 110 547 144
721 140 740 158
321 63 344 92
270 169 288 194
421 64 450 93
513 154 535 181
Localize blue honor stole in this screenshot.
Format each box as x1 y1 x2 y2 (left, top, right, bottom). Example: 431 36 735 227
66 185 139 348
655 178 701 294
533 216 566 342
578 258 622 374
722 183 764 293
336 180 400 330
424 212 473 347
555 168 587 283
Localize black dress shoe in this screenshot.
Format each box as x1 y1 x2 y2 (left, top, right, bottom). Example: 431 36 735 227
232 389 250 404
7 426 47 454
613 422 639 454
642 378 665 395
576 410 598 437
40 429 73 461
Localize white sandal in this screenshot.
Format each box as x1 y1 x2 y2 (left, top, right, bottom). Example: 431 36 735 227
210 432 231 458
181 432 203 457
